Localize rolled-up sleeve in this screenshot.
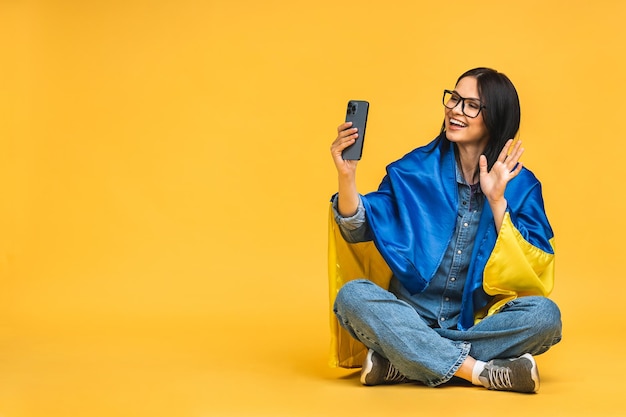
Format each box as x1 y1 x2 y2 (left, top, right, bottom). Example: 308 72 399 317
331 194 373 243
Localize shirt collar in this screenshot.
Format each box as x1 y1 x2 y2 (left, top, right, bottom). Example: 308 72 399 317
455 163 482 193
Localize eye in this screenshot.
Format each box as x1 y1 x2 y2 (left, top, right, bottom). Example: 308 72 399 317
450 94 461 103
467 100 481 110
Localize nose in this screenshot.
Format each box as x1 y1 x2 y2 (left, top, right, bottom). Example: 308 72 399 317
451 99 464 115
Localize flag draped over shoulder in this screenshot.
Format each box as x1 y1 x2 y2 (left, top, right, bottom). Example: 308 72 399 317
328 134 555 368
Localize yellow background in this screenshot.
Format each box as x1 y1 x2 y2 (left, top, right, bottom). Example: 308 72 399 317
1 1 625 416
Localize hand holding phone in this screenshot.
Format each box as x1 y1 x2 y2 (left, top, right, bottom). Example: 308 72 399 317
342 100 369 160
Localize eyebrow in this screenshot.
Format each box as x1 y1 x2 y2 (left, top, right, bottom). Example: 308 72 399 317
452 90 481 101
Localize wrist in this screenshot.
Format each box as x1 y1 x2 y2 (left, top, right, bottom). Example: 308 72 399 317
338 169 356 181
488 197 507 212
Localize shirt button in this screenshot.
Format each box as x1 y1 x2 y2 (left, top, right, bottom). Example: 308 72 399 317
464 222 469 227
445 297 450 301
457 250 462 254
450 277 456 282
440 317 446 322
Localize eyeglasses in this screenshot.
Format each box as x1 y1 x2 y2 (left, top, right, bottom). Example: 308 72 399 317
442 90 485 118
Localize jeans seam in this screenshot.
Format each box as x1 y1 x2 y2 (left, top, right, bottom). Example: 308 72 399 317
354 327 379 346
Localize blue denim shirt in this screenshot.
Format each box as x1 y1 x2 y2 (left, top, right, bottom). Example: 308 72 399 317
333 165 483 330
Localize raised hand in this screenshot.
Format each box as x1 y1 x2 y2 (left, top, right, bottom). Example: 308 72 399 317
330 122 360 177
330 122 360 217
479 139 524 232
479 139 524 204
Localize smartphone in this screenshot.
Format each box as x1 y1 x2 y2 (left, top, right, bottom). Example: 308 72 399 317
342 100 369 160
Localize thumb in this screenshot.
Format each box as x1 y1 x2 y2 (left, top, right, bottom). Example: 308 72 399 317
479 155 488 174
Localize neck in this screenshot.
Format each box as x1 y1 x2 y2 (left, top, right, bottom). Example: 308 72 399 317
455 145 482 184
461 165 479 185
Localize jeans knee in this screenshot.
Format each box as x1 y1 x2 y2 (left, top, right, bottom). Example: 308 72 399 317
333 279 373 317
525 296 562 341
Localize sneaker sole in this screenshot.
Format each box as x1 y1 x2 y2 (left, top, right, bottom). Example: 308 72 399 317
521 353 540 393
360 349 375 385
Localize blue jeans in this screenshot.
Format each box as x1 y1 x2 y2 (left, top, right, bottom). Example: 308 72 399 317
333 279 562 387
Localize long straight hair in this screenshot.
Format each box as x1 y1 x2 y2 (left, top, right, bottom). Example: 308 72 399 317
441 68 521 170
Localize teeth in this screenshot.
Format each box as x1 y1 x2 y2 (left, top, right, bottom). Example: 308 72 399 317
450 118 467 127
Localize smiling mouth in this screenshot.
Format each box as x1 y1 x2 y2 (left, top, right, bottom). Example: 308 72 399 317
449 118 467 128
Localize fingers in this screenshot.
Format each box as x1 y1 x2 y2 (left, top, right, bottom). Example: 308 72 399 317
337 121 353 132
507 141 524 171
499 139 524 171
496 139 513 162
498 139 518 161
509 139 524 159
331 122 358 153
330 122 360 174
336 122 356 140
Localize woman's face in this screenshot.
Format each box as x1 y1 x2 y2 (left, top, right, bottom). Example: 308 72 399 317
444 76 490 150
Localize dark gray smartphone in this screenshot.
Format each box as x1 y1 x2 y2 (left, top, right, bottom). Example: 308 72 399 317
342 100 369 160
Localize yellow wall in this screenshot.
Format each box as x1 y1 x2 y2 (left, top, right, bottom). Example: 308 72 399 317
1 1 625 415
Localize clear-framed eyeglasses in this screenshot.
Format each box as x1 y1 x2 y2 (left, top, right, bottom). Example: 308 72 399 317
442 90 485 118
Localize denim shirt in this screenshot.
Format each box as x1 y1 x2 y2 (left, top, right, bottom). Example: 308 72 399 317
333 165 484 330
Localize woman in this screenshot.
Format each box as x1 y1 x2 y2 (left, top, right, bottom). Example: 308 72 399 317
329 67 562 393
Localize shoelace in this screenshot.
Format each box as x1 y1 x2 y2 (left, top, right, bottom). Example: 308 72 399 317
486 365 513 390
384 364 407 383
